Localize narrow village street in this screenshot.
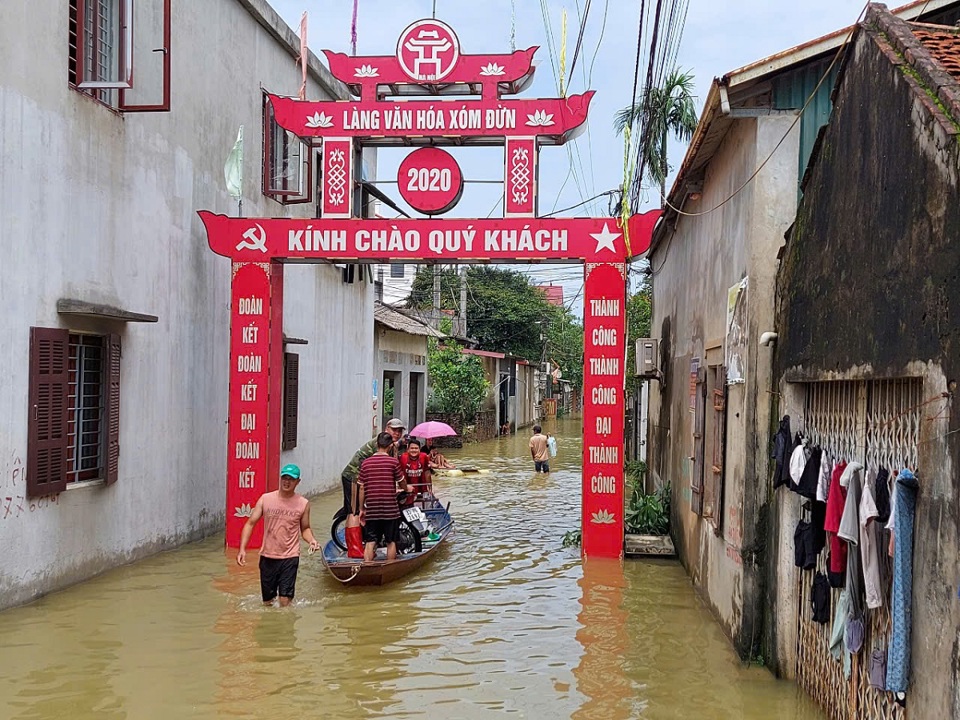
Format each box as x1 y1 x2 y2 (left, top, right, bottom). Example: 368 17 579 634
5 0 960 717
0 417 821 719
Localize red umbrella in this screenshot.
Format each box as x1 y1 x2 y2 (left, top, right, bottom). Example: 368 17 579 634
409 420 457 439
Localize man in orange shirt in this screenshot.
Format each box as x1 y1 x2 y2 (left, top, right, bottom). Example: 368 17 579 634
237 464 319 607
529 425 550 474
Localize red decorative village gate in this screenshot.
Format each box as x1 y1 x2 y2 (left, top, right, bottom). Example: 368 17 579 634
199 19 660 558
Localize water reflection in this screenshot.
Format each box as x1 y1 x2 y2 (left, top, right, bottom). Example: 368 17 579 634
573 557 632 720
0 416 821 719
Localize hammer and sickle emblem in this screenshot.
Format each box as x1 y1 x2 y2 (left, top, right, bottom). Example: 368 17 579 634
237 223 268 253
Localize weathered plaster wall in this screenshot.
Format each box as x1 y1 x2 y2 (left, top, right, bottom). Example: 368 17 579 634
774 24 960 717
0 0 373 610
647 111 799 656
374 327 429 430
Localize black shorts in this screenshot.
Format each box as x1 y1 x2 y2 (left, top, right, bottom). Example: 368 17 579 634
259 556 300 601
362 518 401 545
535 460 550 473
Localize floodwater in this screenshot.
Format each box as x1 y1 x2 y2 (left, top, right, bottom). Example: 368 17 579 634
0 416 822 719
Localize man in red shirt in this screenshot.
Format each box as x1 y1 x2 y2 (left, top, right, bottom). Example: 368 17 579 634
358 432 407 561
399 439 432 504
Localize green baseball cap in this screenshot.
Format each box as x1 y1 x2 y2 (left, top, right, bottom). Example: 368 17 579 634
280 463 301 480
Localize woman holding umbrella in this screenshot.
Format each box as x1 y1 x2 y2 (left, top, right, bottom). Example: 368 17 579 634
411 421 458 471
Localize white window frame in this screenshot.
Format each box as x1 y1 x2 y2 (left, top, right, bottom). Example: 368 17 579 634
76 0 134 91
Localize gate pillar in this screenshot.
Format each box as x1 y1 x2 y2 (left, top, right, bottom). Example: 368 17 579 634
581 262 627 558
226 261 284 549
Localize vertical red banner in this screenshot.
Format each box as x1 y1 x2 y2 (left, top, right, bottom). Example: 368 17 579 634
504 137 537 216
322 137 353 218
265 263 284 493
582 262 626 558
226 262 273 548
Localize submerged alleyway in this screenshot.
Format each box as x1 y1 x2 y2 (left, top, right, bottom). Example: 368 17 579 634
0 417 820 719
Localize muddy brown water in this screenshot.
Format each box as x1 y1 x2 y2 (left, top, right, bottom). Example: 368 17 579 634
0 416 822 719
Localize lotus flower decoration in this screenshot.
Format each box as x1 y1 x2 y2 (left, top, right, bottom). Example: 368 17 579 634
590 509 616 524
234 503 254 518
305 111 334 129
525 109 556 127
479 62 506 76
354 64 380 78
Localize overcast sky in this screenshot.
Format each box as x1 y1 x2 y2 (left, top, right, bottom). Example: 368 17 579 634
267 0 872 312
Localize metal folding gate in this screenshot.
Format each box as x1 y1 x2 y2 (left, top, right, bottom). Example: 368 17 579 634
794 378 922 720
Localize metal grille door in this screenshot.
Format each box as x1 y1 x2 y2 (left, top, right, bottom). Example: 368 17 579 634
794 378 921 720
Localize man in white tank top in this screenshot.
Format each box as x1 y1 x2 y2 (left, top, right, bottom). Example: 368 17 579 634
237 464 319 606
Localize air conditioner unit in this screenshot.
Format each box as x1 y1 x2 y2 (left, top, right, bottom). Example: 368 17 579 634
636 338 659 377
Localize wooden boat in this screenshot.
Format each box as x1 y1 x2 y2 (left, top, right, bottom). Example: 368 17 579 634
320 498 453 586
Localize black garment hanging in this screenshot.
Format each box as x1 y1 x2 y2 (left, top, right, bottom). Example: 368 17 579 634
794 520 817 570
812 573 831 623
875 466 891 524
772 415 792 489
796 445 822 499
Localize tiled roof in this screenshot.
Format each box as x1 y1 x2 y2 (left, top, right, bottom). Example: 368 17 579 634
535 285 564 306
374 303 446 338
911 25 960 81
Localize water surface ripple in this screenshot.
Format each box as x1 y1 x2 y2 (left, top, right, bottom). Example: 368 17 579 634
0 417 822 719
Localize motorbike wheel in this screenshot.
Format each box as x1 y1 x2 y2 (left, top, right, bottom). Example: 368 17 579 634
331 513 422 555
397 518 423 555
330 509 348 551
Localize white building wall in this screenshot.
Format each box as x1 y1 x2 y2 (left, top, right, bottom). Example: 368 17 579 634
0 0 373 610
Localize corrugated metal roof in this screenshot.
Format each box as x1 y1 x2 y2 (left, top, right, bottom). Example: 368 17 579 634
374 303 446 338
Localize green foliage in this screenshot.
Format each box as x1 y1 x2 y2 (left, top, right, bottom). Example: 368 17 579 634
615 67 698 200
410 266 584 388
543 303 584 390
382 383 395 417
426 339 489 419
562 529 582 548
625 288 652 387
624 461 671 536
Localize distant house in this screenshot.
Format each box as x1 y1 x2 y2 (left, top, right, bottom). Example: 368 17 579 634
374 302 445 433
772 7 960 717
463 349 539 434
535 285 564 307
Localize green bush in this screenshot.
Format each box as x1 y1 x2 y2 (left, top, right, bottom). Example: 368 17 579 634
624 463 670 535
426 339 489 419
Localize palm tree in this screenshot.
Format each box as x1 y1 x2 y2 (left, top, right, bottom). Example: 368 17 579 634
614 68 698 207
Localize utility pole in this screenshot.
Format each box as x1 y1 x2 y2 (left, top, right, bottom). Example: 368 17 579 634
432 263 442 332
459 266 468 338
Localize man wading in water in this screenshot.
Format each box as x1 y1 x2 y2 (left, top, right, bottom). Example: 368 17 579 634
236 464 319 606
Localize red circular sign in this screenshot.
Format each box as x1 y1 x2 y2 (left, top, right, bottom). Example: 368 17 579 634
398 148 464 215
396 19 461 83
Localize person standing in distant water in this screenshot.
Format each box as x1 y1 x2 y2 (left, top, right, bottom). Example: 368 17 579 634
237 464 319 607
530 425 550 473
358 432 408 561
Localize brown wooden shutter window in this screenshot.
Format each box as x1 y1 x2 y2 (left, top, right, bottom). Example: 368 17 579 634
282 352 300 451
691 366 706 516
103 334 121 484
27 328 71 497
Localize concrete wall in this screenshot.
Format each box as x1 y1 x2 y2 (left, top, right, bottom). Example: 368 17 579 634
773 21 960 716
647 112 799 657
374 326 429 431
515 363 539 429
0 0 373 610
